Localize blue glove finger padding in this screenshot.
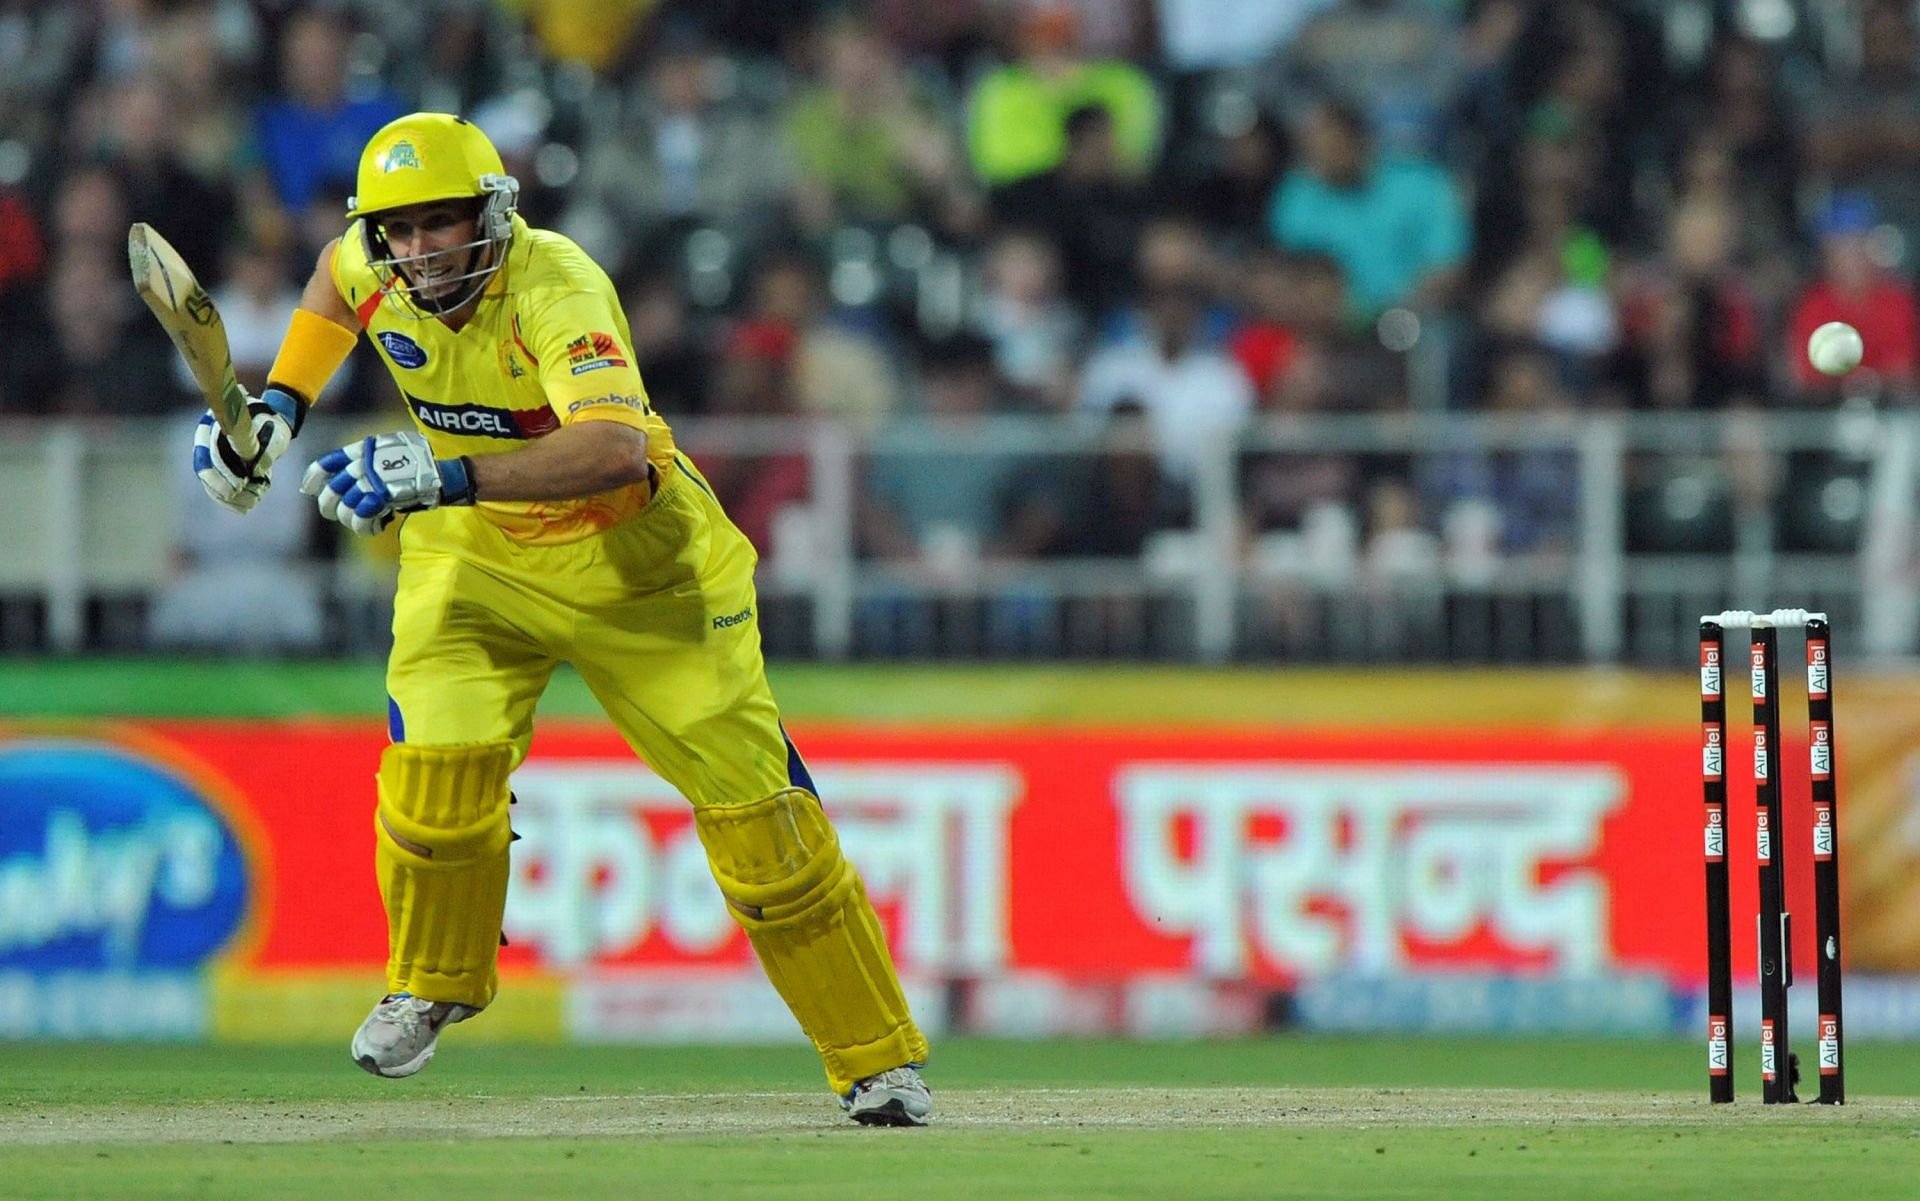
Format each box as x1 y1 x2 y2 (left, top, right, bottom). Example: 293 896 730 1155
358 438 394 508
303 429 459 534
191 414 216 476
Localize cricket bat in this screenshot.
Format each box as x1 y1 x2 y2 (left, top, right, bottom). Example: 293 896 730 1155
127 222 258 459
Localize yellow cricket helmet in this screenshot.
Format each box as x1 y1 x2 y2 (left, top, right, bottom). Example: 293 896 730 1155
347 112 510 219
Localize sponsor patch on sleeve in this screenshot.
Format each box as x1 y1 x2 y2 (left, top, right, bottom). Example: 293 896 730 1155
564 331 630 376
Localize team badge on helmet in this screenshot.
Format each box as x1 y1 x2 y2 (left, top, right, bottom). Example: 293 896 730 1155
380 140 422 173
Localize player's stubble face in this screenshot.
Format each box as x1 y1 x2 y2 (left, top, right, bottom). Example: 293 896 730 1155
380 200 486 304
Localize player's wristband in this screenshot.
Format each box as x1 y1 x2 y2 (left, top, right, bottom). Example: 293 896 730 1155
438 455 478 506
267 308 358 409
259 386 309 437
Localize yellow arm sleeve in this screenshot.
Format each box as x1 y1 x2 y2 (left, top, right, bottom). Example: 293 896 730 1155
268 308 359 405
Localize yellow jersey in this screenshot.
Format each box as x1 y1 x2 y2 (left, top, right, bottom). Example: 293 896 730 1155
330 214 678 544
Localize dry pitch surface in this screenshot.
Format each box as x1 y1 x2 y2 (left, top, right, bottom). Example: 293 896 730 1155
3 1086 1915 1145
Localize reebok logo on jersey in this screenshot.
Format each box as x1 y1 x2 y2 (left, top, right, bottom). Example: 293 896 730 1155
405 392 560 440
565 392 650 416
712 606 754 630
565 332 628 375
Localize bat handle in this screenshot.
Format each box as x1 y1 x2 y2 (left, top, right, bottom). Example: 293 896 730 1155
221 377 261 461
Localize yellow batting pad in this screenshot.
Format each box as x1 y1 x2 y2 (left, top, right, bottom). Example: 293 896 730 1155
697 789 929 1095
375 740 515 1009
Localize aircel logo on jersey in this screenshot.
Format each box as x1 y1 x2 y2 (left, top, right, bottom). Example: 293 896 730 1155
565 392 649 416
405 393 560 440
565 332 629 375
377 331 429 369
0 740 251 970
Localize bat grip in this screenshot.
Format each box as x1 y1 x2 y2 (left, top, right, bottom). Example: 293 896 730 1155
220 378 261 461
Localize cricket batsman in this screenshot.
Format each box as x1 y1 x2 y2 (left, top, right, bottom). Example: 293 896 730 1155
188 113 932 1125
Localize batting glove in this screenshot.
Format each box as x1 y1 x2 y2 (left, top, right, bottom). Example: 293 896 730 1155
300 429 477 535
191 387 306 514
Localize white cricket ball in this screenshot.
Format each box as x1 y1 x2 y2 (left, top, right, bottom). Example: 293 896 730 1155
1808 321 1864 376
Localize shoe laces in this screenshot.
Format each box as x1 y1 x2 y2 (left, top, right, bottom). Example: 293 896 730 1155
376 993 434 1038
854 1066 926 1096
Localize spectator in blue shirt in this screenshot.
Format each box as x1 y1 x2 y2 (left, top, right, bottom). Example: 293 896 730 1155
1268 99 1468 320
252 10 402 249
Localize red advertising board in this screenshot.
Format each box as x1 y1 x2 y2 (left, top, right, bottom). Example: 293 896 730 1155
21 719 1822 988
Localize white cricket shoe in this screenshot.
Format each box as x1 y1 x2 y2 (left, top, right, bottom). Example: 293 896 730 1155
841 1065 932 1127
350 993 478 1078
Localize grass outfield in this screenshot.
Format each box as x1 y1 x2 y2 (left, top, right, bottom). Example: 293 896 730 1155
5 1038 1920 1200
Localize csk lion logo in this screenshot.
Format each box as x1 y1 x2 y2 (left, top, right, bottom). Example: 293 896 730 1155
380 140 423 173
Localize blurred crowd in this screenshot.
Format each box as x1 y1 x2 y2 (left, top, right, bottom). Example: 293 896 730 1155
0 0 1912 628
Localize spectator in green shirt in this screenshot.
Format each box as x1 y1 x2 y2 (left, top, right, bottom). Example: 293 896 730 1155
784 16 976 236
966 4 1161 187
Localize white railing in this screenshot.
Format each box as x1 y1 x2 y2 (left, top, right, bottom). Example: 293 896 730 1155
2 410 1913 663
